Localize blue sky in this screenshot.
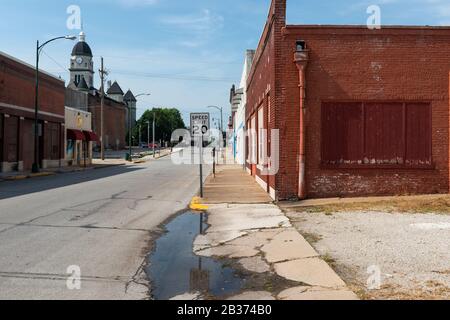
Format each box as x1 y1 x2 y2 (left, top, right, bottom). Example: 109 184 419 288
1 0 450 124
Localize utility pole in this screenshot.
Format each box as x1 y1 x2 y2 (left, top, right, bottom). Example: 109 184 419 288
147 121 150 146
153 112 156 158
138 124 141 147
99 57 108 161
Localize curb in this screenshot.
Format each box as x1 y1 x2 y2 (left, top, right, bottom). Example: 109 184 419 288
190 197 208 211
132 151 172 164
1 172 55 182
29 172 55 178
93 163 126 170
3 175 28 181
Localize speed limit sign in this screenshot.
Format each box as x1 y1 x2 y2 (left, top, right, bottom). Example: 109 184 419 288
190 113 210 137
190 112 210 198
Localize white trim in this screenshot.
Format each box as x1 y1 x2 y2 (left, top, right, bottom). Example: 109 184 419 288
42 159 61 169
255 174 268 191
1 162 17 173
269 187 276 200
0 102 64 120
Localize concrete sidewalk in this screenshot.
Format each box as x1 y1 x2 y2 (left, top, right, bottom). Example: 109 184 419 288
203 165 273 204
196 165 358 300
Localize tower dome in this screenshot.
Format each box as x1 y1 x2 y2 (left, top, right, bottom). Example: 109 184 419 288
69 31 94 90
71 31 93 57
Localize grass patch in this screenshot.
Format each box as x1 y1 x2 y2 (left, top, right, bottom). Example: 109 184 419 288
299 196 450 215
302 232 323 244
321 253 337 266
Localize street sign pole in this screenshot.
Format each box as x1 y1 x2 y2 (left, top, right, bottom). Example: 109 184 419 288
191 113 210 199
199 134 203 198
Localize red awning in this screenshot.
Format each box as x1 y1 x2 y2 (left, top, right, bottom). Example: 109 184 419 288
67 129 85 141
83 131 100 142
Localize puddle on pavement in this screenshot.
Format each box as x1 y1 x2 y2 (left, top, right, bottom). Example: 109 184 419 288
146 211 245 300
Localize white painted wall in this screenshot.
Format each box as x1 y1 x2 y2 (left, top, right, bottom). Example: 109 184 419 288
234 50 255 165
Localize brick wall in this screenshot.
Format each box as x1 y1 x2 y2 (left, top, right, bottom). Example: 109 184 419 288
246 0 286 195
0 52 65 171
247 0 450 200
0 53 65 116
280 26 450 199
88 94 126 150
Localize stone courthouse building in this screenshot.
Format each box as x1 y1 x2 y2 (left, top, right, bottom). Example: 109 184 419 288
66 32 126 150
246 0 450 200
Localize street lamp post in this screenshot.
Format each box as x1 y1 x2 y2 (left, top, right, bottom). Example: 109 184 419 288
208 105 224 161
207 105 223 141
147 121 150 147
32 35 76 173
125 93 150 161
139 124 141 147
153 112 156 158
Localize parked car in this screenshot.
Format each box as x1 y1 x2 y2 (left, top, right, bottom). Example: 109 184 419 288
148 143 160 149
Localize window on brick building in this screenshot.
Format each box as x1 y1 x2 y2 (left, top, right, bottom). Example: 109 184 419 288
257 107 265 165
321 102 432 168
251 116 257 164
246 120 250 163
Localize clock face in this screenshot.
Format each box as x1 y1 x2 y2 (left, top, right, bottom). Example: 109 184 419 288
76 57 83 64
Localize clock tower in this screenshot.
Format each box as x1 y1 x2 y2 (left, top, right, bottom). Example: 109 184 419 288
69 31 94 89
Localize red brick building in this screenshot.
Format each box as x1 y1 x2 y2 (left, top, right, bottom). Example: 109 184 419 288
0 51 65 172
246 0 450 200
88 92 126 150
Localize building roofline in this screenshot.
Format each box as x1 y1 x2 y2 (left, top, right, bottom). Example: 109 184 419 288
0 51 65 83
89 91 126 107
65 105 91 116
284 24 450 35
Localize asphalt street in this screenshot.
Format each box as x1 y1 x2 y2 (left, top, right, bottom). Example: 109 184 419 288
0 155 208 299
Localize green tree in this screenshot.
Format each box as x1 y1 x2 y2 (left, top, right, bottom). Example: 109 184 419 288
134 108 186 146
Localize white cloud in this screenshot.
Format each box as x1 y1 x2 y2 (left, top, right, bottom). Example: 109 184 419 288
158 9 224 48
117 0 158 7
160 9 224 31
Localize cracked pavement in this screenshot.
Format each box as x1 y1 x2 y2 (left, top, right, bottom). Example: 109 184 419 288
193 203 358 300
0 156 206 300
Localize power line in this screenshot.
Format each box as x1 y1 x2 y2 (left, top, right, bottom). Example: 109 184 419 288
38 52 236 83
93 54 241 66
41 50 68 75
111 70 234 82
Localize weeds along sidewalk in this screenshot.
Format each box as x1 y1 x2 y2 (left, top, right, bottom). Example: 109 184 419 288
192 165 358 300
